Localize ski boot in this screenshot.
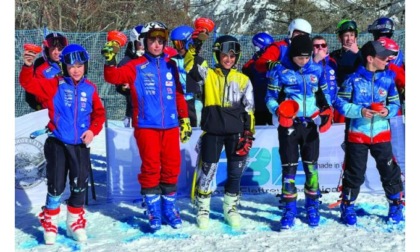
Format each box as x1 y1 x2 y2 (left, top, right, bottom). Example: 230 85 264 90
66 206 87 242
143 194 162 231
161 193 182 229
223 193 241 228
387 193 404 224
340 200 357 226
38 207 60 245
195 193 211 229
305 197 321 227
279 201 297 229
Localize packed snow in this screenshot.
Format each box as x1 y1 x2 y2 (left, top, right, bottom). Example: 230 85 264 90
14 127 406 252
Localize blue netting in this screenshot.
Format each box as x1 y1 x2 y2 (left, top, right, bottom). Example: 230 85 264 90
15 30 405 119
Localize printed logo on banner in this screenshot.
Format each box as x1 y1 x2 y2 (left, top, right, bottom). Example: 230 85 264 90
15 137 46 190
217 147 305 182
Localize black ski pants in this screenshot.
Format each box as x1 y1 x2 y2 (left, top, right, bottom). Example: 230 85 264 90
44 137 90 208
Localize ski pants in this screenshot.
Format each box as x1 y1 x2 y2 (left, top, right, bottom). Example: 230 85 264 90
342 141 403 201
187 98 198 127
278 121 320 202
44 137 90 208
135 127 181 195
199 133 247 195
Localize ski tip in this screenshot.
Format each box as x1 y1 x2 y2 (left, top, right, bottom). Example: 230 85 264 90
328 200 341 209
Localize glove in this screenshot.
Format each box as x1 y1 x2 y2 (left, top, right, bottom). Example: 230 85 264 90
192 28 209 41
101 41 120 65
236 130 255 156
180 118 192 143
191 28 208 53
267 60 281 71
319 107 333 133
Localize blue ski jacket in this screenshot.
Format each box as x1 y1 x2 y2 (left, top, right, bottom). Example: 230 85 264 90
266 53 331 119
334 65 401 144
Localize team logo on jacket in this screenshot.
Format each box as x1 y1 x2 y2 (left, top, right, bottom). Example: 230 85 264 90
310 75 318 83
378 88 387 97
15 137 46 189
360 87 368 95
288 76 297 83
167 72 173 80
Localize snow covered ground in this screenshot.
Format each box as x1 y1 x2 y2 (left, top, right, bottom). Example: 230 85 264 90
14 128 406 252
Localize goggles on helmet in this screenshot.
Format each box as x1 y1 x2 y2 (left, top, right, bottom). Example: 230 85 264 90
149 29 169 41
44 37 68 50
62 50 89 65
217 41 241 54
337 20 357 34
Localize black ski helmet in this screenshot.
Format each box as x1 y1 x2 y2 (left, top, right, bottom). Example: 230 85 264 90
212 35 241 65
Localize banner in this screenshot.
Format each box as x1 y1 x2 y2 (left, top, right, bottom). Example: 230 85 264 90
15 109 50 208
106 116 405 202
15 110 404 205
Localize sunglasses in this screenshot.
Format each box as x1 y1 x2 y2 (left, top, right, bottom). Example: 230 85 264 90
62 51 89 65
313 43 327 49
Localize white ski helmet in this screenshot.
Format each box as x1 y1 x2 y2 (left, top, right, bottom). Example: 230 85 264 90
140 21 169 50
129 24 144 44
129 24 145 56
288 18 312 38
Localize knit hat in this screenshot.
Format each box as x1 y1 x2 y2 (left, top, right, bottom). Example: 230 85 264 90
289 34 313 57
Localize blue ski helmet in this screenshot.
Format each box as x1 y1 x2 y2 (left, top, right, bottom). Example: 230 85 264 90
252 32 274 50
60 44 89 76
170 25 194 50
368 17 395 40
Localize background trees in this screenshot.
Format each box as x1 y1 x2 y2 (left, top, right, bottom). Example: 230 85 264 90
15 0 405 34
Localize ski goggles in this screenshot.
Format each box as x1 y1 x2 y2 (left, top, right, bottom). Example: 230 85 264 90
62 50 89 65
149 28 169 41
337 20 358 34
216 41 241 54
172 40 185 50
43 36 68 50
